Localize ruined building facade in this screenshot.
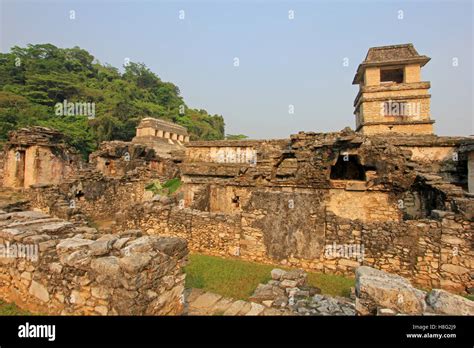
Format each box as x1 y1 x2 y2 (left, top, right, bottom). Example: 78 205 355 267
2 127 81 189
132 118 189 159
0 44 473 304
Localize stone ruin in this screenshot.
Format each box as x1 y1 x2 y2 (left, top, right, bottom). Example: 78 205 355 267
132 117 189 158
0 209 187 315
186 266 474 316
0 43 473 315
2 127 81 189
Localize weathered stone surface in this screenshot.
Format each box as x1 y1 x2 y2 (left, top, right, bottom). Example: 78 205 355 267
0 209 188 316
153 237 188 257
377 308 397 316
119 253 152 273
440 264 469 275
223 300 248 316
426 289 474 315
90 256 121 278
89 239 113 256
280 279 298 288
57 237 94 252
191 292 222 310
62 249 92 269
249 283 285 303
91 287 110 300
38 221 73 233
241 302 261 315
271 268 286 280
121 236 154 255
355 266 426 315
29 280 49 302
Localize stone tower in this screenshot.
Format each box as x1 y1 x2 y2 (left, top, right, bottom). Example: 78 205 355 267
353 43 434 135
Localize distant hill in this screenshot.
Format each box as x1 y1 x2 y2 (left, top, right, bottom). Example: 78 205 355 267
0 44 225 156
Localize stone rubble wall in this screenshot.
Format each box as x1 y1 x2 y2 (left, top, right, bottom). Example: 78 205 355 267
0 210 187 315
25 140 183 222
27 177 153 222
120 201 473 294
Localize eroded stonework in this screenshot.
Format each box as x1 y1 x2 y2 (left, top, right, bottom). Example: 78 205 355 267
0 209 187 315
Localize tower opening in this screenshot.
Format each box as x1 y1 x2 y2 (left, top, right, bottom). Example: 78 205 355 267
330 155 366 181
381 68 404 84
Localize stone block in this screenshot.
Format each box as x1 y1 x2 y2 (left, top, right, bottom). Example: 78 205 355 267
29 280 49 302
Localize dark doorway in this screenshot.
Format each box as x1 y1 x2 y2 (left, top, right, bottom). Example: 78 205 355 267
14 149 26 187
330 155 366 181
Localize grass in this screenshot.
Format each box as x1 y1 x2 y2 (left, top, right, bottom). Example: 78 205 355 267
145 178 182 196
162 178 182 194
185 254 274 300
307 272 355 297
0 300 32 315
184 253 355 301
464 294 474 301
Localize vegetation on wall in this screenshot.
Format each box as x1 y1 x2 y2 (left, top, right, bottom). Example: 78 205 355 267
145 178 182 196
0 44 225 156
225 134 248 140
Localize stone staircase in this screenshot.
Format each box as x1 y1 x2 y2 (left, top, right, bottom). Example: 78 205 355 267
183 288 286 316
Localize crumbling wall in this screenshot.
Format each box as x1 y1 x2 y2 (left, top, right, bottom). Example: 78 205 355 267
120 199 473 294
120 203 241 257
0 210 187 315
114 131 474 294
27 176 150 222
2 127 82 189
26 139 183 222
90 141 180 180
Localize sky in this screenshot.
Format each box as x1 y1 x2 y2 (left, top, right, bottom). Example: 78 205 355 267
0 0 473 138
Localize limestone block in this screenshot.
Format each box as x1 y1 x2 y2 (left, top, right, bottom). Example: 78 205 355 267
426 289 474 315
29 280 49 302
355 266 426 315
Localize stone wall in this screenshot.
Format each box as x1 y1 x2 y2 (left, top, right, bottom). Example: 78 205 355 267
27 176 150 222
185 144 258 165
113 130 474 294
90 140 180 179
468 151 474 194
26 139 181 223
0 210 187 315
120 200 473 294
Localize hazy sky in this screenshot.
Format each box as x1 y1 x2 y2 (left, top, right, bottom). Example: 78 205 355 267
1 0 472 138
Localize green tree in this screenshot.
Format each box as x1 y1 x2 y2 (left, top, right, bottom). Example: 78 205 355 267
0 43 226 155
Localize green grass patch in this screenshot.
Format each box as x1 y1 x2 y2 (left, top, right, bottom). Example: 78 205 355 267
184 253 355 300
0 300 32 315
185 254 274 300
162 178 182 194
145 178 182 196
306 273 355 297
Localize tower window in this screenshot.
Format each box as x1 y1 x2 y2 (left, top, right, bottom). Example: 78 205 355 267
380 68 404 84
330 155 366 181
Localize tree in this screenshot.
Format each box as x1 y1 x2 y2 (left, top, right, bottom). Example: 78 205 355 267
0 44 226 155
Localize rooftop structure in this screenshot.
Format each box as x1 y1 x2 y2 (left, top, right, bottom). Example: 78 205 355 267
353 44 434 135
